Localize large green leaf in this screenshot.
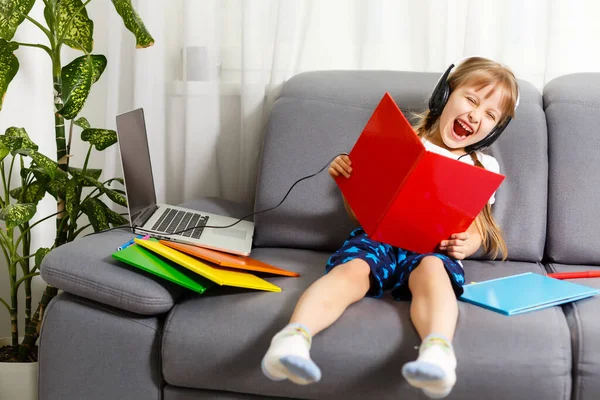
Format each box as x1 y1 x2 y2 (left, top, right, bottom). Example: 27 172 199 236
71 171 127 207
104 177 124 186
82 198 109 232
73 116 90 129
54 0 93 52
44 174 68 199
0 139 8 162
68 166 101 180
0 38 18 110
110 0 154 48
81 128 117 151
42 0 55 33
64 178 77 219
99 186 126 207
34 247 51 272
0 0 35 40
3 126 38 151
58 54 107 119
102 201 128 225
27 166 68 199
14 148 58 179
0 203 36 229
9 181 46 203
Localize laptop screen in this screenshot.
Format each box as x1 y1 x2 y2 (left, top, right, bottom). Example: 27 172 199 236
115 109 157 222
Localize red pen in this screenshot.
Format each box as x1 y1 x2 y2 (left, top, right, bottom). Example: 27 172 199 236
547 271 600 279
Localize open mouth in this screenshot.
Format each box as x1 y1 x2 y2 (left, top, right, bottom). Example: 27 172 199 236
452 119 473 141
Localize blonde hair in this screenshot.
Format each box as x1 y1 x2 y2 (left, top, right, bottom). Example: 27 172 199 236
413 57 519 260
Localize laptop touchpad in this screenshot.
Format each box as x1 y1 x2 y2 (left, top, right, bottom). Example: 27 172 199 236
212 228 247 240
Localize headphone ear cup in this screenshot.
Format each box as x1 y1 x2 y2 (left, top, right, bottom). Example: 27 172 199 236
429 64 454 117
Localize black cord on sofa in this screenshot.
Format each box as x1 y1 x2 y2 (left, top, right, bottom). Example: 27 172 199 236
85 153 349 238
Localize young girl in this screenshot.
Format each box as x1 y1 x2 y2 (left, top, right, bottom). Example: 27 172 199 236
261 57 519 399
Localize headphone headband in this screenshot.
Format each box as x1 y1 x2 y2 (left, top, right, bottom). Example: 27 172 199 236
428 56 519 152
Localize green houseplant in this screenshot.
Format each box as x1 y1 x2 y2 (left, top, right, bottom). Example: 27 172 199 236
0 0 154 364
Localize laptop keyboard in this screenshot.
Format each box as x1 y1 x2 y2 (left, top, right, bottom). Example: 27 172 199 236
151 208 209 239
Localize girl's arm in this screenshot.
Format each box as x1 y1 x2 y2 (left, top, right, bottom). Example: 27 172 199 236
464 219 483 257
342 195 359 225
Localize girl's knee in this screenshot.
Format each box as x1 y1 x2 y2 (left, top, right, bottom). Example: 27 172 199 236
331 258 371 285
409 256 447 283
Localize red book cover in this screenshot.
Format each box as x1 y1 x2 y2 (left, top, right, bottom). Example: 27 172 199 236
335 92 505 254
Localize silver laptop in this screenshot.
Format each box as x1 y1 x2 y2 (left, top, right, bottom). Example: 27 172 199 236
115 108 254 256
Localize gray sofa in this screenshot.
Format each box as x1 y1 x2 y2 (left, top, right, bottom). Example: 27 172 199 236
38 70 600 400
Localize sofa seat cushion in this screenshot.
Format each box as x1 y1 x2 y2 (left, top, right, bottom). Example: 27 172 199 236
162 250 571 400
548 264 600 400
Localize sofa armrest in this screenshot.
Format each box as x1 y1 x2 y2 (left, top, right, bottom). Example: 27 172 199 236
40 196 252 315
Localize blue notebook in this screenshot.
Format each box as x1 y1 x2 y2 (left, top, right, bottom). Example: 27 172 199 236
459 272 600 315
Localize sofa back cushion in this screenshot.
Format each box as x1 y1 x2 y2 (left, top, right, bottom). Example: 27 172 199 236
253 71 548 262
544 73 600 265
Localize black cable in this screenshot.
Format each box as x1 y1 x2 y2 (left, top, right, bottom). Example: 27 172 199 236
91 153 348 238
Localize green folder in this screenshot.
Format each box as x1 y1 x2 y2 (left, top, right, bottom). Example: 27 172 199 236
113 243 213 294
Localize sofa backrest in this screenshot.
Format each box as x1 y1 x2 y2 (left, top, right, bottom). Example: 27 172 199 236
544 73 600 265
253 71 548 262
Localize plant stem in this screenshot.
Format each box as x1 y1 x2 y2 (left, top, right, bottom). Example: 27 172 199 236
20 13 54 46
67 119 74 157
82 144 92 173
1 163 8 205
12 41 52 58
53 47 69 248
0 296 10 313
14 212 61 250
5 156 16 205
79 187 100 207
7 227 18 347
22 223 32 326
72 222 92 239
20 285 58 360
69 144 94 238
15 272 40 289
18 155 33 326
13 253 36 263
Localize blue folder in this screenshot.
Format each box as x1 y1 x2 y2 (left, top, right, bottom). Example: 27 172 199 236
459 272 600 315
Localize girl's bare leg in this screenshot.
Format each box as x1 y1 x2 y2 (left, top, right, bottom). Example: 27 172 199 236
402 256 459 399
262 259 371 385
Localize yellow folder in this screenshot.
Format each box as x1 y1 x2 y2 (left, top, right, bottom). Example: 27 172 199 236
134 238 281 292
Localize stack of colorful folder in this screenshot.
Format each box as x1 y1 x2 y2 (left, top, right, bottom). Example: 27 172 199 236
112 238 299 293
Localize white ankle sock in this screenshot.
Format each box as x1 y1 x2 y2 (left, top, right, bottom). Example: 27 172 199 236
261 323 322 385
402 334 457 399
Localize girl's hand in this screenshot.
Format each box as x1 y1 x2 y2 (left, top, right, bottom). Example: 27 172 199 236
328 155 352 179
439 232 470 260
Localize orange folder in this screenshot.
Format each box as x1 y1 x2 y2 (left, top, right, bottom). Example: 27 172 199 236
159 240 300 277
335 92 505 254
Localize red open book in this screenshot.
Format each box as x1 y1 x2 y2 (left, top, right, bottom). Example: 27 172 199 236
335 92 505 254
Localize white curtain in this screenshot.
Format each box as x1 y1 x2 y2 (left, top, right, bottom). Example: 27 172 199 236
2 0 600 335
102 0 600 210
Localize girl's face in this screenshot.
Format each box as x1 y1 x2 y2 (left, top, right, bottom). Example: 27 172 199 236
432 84 506 155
